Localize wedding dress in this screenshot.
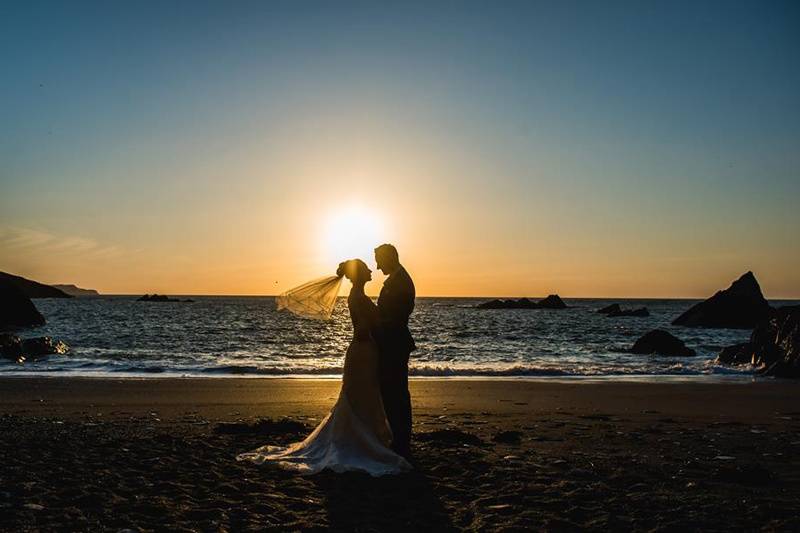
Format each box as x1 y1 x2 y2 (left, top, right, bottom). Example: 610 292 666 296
237 292 412 476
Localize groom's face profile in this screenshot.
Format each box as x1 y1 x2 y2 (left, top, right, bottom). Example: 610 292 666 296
374 243 399 275
375 251 392 275
375 252 386 274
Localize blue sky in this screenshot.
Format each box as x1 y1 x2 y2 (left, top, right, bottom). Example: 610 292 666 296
1 1 798 296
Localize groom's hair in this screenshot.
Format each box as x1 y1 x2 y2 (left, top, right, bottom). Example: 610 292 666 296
375 243 399 263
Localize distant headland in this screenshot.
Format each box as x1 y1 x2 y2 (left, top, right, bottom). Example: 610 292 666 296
51 284 100 297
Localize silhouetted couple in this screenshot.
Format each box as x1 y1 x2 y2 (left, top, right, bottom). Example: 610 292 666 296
238 244 416 476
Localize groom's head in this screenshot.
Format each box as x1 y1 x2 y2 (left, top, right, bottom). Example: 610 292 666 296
374 243 400 275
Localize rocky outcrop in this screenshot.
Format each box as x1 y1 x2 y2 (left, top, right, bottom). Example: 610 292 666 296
716 342 753 365
0 272 72 298
477 295 567 310
753 306 800 377
537 295 567 309
0 334 69 363
716 306 800 377
478 298 535 309
597 304 621 314
0 334 22 361
137 294 194 303
672 271 771 329
51 284 99 297
631 330 696 357
0 280 46 329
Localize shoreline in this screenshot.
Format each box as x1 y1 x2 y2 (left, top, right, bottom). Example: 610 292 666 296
1 376 796 420
0 372 761 383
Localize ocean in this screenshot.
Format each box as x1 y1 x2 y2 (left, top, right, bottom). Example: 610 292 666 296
3 296 793 379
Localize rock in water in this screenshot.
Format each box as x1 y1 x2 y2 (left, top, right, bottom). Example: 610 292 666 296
1 335 68 362
137 294 193 303
0 280 46 329
0 333 24 362
597 303 621 314
716 342 753 365
477 298 536 309
537 294 567 309
477 295 567 309
631 330 696 357
20 337 70 359
608 307 650 318
754 306 800 377
598 303 649 317
672 271 771 329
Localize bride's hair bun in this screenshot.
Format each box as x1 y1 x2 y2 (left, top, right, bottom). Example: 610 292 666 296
337 259 367 280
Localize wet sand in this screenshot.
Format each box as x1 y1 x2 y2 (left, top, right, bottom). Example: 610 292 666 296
1 377 799 531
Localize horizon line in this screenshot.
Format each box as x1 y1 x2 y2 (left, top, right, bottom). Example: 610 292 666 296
73 293 800 301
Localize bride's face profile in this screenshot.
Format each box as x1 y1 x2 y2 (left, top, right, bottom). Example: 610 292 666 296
338 259 372 284
360 264 373 283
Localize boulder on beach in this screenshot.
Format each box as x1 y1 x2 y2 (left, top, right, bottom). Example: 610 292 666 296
0 280 46 329
631 329 696 357
0 334 69 363
0 271 72 298
717 306 800 378
477 294 567 310
672 271 772 329
597 303 621 314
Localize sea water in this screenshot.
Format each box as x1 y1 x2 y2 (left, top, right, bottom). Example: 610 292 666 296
3 296 793 379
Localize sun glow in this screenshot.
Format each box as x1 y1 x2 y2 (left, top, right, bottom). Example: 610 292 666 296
322 206 387 265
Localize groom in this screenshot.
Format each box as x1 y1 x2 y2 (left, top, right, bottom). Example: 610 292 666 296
373 243 416 459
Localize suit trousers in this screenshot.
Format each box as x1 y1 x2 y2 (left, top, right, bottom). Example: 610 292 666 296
378 346 412 454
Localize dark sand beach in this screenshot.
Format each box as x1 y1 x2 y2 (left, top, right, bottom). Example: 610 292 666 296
1 378 799 531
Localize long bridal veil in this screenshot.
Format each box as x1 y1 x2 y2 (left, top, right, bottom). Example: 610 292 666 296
276 275 343 320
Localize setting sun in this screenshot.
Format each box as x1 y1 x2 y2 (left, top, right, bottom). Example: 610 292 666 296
322 206 388 265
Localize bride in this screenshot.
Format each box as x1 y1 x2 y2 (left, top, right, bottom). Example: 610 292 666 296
237 259 412 476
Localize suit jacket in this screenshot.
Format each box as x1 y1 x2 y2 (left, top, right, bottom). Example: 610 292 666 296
376 266 416 353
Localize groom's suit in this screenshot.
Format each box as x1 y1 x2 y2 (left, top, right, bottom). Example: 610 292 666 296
375 265 416 456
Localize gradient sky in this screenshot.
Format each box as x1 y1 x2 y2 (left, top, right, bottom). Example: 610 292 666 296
1 1 798 297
